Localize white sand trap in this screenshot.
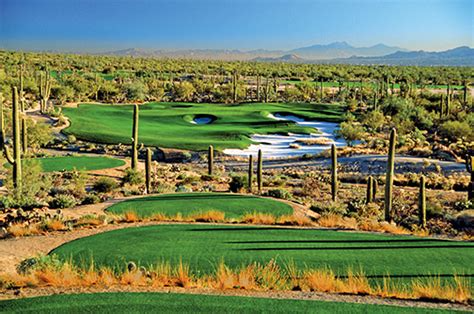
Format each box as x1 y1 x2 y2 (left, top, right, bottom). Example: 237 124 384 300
223 113 345 158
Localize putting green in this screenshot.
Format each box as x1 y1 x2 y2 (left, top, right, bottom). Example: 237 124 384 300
62 102 344 151
18 156 126 172
0 292 452 313
51 224 474 286
105 193 293 219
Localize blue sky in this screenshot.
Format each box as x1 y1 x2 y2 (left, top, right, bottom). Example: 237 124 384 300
0 0 472 52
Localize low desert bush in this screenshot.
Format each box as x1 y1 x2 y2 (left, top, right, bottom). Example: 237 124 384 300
93 177 118 193
265 188 292 200
122 168 144 186
49 194 77 209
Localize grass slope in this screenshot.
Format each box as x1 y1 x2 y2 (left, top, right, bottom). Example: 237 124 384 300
29 156 125 172
106 193 293 219
0 292 454 313
51 225 474 286
62 102 344 151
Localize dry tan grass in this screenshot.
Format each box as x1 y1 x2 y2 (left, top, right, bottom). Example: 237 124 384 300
296 137 332 145
74 215 106 227
1 261 471 304
277 214 314 226
241 212 276 225
42 219 68 232
318 214 357 229
190 210 226 223
6 224 42 237
122 212 140 223
303 269 340 292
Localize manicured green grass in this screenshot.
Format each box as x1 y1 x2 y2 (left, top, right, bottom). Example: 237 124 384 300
106 193 294 219
0 292 454 313
62 102 344 151
51 224 474 286
26 156 125 172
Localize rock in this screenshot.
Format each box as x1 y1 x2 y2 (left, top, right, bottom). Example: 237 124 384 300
453 210 474 231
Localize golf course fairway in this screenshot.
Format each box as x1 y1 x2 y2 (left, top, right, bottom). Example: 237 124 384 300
62 102 344 151
105 193 294 219
51 224 474 286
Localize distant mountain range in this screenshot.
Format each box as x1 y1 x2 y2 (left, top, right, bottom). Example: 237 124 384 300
95 43 474 66
330 46 474 66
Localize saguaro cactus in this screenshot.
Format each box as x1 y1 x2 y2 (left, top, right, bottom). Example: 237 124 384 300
1 88 22 195
372 178 378 201
131 104 139 170
384 128 397 222
19 64 25 112
366 176 373 204
466 155 473 200
257 149 263 193
38 70 52 113
248 155 253 193
419 175 426 228
232 70 238 103
145 148 152 194
331 144 338 202
463 81 468 106
446 84 451 114
208 145 214 176
264 77 269 103
21 118 27 155
256 75 261 102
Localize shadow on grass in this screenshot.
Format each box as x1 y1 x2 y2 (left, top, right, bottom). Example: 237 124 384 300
237 245 474 251
226 239 451 244
117 194 262 203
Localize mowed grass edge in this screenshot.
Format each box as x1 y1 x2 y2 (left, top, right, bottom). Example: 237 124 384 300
0 292 457 313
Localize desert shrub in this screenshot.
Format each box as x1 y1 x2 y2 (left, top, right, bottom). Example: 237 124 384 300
49 194 77 209
154 181 175 194
81 194 101 205
439 120 473 142
265 189 292 200
427 201 445 219
17 254 63 275
200 174 215 182
336 121 365 146
93 177 118 193
121 184 142 196
122 168 144 186
311 201 348 216
175 185 192 193
2 159 52 209
67 135 77 144
229 175 247 193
